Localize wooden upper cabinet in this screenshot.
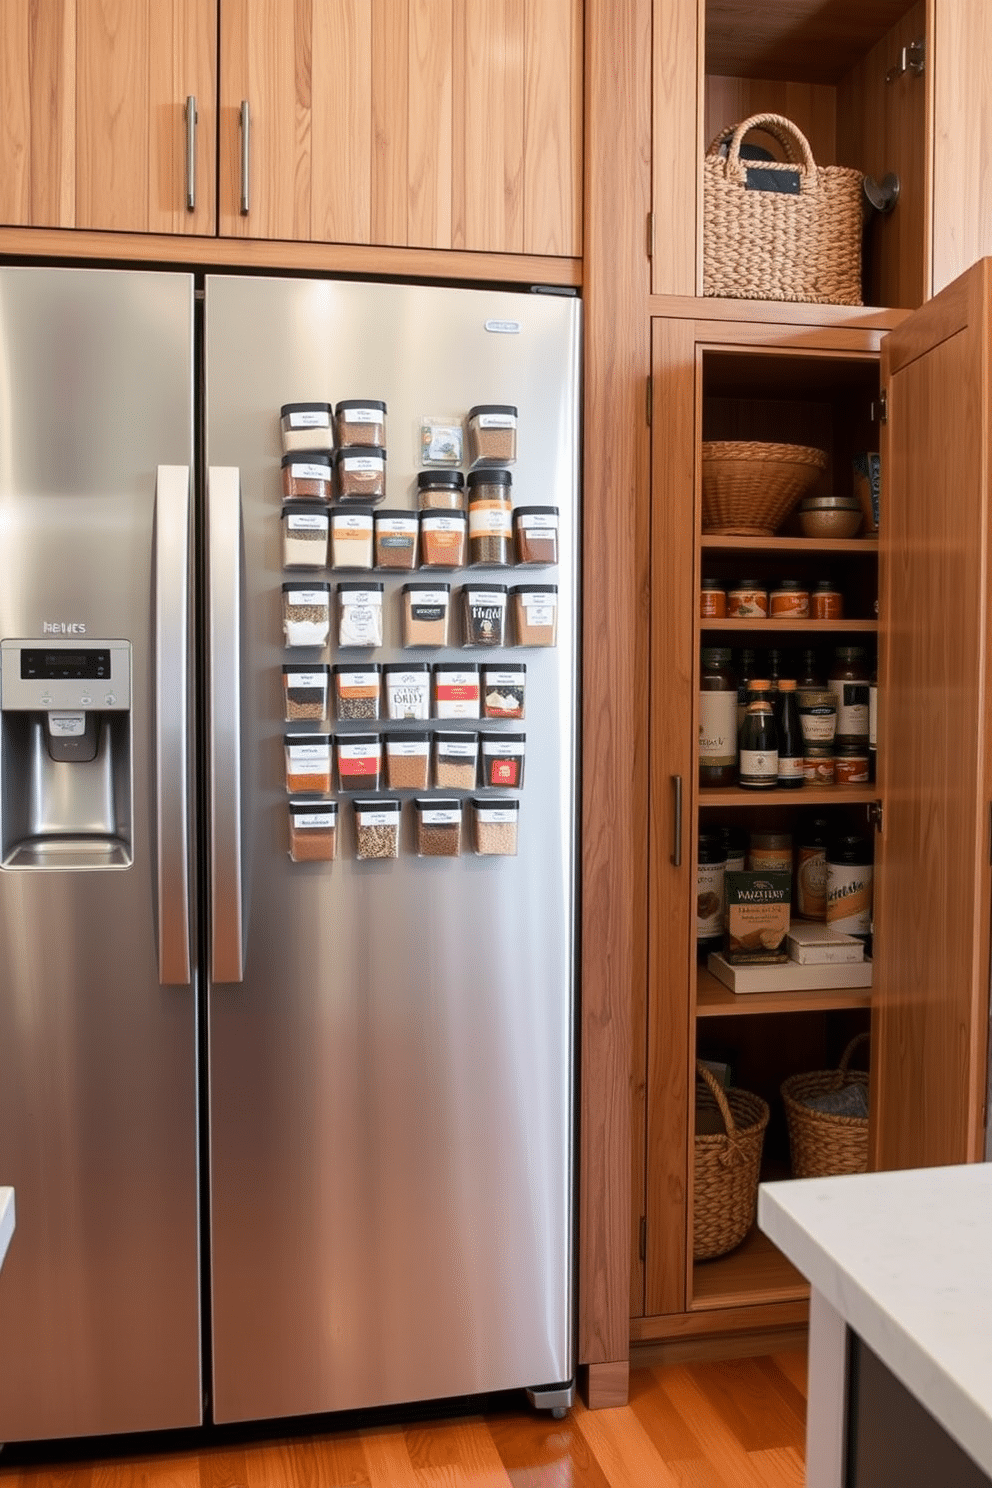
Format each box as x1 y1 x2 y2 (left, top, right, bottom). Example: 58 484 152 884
217 0 582 255
0 0 216 235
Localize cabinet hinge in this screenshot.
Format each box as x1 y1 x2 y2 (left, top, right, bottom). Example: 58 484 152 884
868 799 883 833
878 389 888 423
886 37 925 83
647 212 655 259
639 1215 646 1261
646 375 653 426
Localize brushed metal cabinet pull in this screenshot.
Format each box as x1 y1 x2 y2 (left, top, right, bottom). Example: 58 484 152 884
239 100 250 215
184 95 197 211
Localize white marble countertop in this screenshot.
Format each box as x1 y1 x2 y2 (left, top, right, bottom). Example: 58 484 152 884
759 1164 992 1477
0 1187 14 1272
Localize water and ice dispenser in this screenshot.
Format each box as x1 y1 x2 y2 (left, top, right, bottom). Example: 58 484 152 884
0 639 133 868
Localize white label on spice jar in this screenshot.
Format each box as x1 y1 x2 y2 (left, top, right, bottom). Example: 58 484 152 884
696 861 725 938
485 670 525 687
286 590 330 609
356 809 396 826
388 739 429 758
289 462 331 481
476 806 518 823
286 672 327 688
339 590 382 610
342 455 385 473
337 671 378 689
698 692 737 766
342 407 381 423
408 590 448 608
333 513 374 533
437 740 477 758
291 811 336 828
339 742 381 761
377 517 417 535
421 515 465 532
288 410 330 429
468 590 507 610
468 508 512 536
482 739 524 757
517 512 558 530
475 413 516 429
287 512 328 532
420 808 461 826
828 680 870 736
288 742 330 764
826 863 873 936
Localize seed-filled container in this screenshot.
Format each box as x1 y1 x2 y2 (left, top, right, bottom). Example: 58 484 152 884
288 798 338 862
461 584 508 647
337 582 384 648
284 733 332 793
283 665 330 723
333 664 381 721
471 796 520 855
413 797 463 857
330 507 374 570
433 730 479 788
282 582 331 648
374 509 419 570
513 506 559 565
353 797 401 860
383 663 431 720
433 663 480 719
482 665 526 719
334 399 386 449
417 469 466 511
420 511 467 568
467 468 513 565
282 501 330 569
479 731 525 789
281 451 333 502
385 732 430 791
511 584 558 646
402 583 451 647
336 445 387 504
280 402 334 453
467 404 518 467
335 732 382 791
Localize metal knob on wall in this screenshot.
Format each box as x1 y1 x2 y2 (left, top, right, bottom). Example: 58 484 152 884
863 173 900 215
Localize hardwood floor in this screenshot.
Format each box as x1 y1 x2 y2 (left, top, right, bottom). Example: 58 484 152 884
0 1351 807 1488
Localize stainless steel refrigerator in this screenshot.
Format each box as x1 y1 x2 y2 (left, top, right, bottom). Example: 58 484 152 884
0 266 579 1441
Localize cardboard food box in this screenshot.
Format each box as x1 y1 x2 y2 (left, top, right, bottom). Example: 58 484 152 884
723 871 791 964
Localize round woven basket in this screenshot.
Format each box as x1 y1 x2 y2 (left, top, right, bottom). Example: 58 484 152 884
702 440 827 535
693 1062 770 1262
781 1032 870 1179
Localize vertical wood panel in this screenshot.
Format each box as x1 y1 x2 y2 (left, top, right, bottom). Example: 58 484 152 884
652 0 698 295
521 0 579 257
312 0 372 243
931 0 992 296
76 0 150 231
449 0 467 250
461 0 524 253
703 79 837 169
0 0 33 224
148 0 217 234
30 0 76 225
371 0 411 247
405 0 453 249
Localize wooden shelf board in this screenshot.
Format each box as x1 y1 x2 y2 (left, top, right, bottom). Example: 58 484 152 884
696 965 872 1017
700 535 878 554
699 618 878 632
691 1227 809 1310
698 783 877 807
648 294 907 334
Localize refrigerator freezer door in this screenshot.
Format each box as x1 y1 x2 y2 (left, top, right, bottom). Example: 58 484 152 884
205 276 577 1422
0 268 201 1440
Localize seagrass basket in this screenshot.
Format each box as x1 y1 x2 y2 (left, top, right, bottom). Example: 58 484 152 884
781 1032 870 1179
693 1062 770 1262
702 440 827 535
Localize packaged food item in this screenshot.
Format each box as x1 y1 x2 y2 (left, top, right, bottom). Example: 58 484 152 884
461 585 508 647
281 451 333 501
282 582 331 648
797 688 837 745
700 578 727 618
723 870 791 964
334 399 386 449
748 831 792 873
353 797 401 859
471 797 519 855
420 418 463 467
283 665 330 723
374 510 419 570
282 502 329 568
413 797 463 857
420 512 467 568
337 583 384 648
825 835 873 939
383 663 431 720
481 665 526 719
402 583 451 646
511 584 558 646
697 832 727 952
280 402 334 453
284 733 332 793
432 664 480 719
330 508 374 570
810 578 844 619
834 741 870 784
433 731 479 788
385 732 430 791
467 404 518 467
467 468 513 565
828 646 871 743
795 818 829 919
288 798 337 862
332 664 381 721
727 580 768 618
513 506 559 566
335 732 382 791
335 446 387 504
417 469 466 510
803 745 835 786
479 732 525 789
769 578 810 618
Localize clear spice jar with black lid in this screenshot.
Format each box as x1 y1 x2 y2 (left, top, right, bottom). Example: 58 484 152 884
461 584 507 647
467 468 513 565
699 647 737 787
417 469 466 511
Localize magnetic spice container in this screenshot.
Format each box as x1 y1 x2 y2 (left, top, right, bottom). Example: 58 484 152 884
432 663 480 718
413 798 463 857
335 733 382 791
467 468 513 565
513 506 559 565
467 404 517 466
479 732 525 789
334 399 386 449
512 584 558 646
417 469 466 511
335 446 387 504
337 583 384 648
281 451 333 501
461 584 508 647
283 665 329 723
374 509 419 570
471 797 519 855
420 511 467 568
353 797 401 860
280 402 334 453
330 508 374 570
282 502 329 568
433 731 479 788
282 582 331 648
332 664 381 721
482 665 526 719
385 732 430 791
383 663 431 720
288 799 338 862
284 734 332 793
402 583 451 646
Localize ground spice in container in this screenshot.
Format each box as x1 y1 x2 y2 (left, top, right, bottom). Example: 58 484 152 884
385 733 430 790
471 796 519 855
336 446 386 503
402 583 451 647
413 798 463 857
432 664 480 719
280 403 334 453
769 579 810 618
433 731 479 788
417 469 465 511
330 508 374 570
284 734 332 793
282 502 330 569
283 665 330 723
383 664 431 720
513 506 559 565
332 664 381 721
467 469 513 565
511 584 558 646
282 583 331 648
353 797 401 859
461 585 508 647
420 512 467 568
727 581 768 618
479 732 525 789
288 799 338 862
374 510 419 570
337 583 384 648
281 451 333 501
336 733 382 791
334 399 386 449
467 405 517 467
482 666 526 719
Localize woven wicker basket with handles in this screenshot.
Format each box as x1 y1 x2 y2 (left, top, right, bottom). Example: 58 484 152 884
693 1062 769 1262
781 1032 870 1179
704 113 863 305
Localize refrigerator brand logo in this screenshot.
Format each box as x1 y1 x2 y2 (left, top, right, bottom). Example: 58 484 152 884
43 621 87 635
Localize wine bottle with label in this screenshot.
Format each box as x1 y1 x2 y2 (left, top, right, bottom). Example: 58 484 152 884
739 680 778 789
776 678 804 789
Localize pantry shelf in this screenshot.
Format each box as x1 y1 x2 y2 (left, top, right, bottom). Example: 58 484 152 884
699 618 878 633
700 535 878 555
698 784 877 807
690 1228 809 1311
696 965 872 1017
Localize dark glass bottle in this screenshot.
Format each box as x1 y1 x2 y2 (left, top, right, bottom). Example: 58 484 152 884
738 680 778 789
798 647 823 689
765 647 784 695
775 678 804 788
735 647 757 738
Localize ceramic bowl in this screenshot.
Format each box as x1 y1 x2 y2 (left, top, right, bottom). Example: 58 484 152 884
797 496 863 540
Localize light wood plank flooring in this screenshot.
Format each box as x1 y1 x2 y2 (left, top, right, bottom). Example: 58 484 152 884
0 1351 807 1487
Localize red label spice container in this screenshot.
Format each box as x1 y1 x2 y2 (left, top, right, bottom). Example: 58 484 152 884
769 578 810 618
335 733 382 791
700 578 727 618
811 578 844 619
432 663 480 718
479 732 525 789
281 451 333 501
727 580 768 618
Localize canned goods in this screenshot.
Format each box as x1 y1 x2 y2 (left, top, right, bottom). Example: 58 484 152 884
769 579 810 618
803 746 835 787
727 580 768 618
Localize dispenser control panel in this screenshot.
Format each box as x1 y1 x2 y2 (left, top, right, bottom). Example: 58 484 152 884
0 639 131 711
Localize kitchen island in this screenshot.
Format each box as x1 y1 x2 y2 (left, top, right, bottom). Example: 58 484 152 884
759 1165 992 1488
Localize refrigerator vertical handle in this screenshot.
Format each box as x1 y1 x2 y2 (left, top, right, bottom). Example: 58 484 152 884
156 465 192 985
184 95 197 211
239 101 250 215
207 466 246 984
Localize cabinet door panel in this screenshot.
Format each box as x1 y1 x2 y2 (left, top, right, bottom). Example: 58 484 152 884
0 0 76 228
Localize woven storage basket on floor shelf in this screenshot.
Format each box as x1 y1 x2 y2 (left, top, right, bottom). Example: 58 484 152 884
781 1032 870 1179
703 113 864 305
693 1062 770 1262
701 440 827 535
